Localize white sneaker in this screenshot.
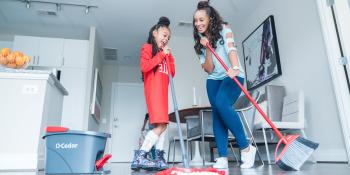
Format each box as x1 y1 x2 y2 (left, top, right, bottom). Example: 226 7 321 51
240 145 256 169
213 157 228 169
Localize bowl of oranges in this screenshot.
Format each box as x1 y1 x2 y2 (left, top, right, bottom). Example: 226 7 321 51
0 48 31 69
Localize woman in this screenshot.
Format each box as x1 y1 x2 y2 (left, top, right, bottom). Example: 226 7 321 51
193 1 256 169
131 16 175 171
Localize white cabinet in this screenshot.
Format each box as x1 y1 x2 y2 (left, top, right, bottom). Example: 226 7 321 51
12 35 91 131
59 67 88 130
62 39 89 68
13 36 64 67
12 36 38 66
37 37 64 67
0 70 67 170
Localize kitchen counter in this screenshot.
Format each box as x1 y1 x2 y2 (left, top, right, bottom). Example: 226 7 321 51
0 67 68 95
0 67 68 171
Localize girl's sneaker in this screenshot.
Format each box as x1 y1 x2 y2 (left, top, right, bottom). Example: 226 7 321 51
130 150 157 171
155 149 168 171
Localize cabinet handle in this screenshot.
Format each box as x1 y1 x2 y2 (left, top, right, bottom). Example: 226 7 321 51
37 56 40 65
32 56 36 65
62 57 65 66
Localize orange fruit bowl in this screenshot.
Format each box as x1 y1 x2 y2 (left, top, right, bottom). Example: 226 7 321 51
0 48 31 69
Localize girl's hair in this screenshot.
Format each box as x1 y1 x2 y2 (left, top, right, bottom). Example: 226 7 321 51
142 17 171 80
193 0 225 55
147 16 171 57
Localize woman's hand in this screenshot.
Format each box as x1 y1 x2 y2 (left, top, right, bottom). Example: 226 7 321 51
163 45 171 55
200 37 209 47
226 67 240 79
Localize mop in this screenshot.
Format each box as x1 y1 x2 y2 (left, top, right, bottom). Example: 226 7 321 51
205 43 319 171
156 61 225 175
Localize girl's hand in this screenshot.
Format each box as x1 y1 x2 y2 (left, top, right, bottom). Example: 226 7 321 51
163 46 171 55
200 37 209 47
226 68 240 79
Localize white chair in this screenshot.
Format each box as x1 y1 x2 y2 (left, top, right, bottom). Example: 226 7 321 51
167 122 188 165
186 90 264 167
254 90 306 164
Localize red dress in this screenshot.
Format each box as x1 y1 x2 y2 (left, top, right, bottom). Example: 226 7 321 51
140 44 175 124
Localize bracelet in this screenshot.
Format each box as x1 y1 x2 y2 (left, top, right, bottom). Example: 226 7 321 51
232 66 240 70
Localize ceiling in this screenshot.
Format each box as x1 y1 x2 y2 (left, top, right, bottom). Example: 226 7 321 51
0 0 261 66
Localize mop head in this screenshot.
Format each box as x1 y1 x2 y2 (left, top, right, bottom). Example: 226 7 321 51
276 135 319 171
155 167 225 175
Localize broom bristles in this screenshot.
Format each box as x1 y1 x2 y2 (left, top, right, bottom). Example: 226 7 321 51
277 137 319 171
156 167 226 175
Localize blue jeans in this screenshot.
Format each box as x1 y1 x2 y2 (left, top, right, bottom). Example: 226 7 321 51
206 77 248 157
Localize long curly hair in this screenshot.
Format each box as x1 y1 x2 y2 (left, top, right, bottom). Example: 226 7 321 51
193 1 225 55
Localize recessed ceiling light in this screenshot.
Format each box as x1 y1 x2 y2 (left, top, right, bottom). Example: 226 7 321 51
85 6 89 14
56 4 61 11
26 1 30 9
177 21 192 27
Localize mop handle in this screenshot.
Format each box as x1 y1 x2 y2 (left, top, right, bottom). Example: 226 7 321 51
206 43 286 143
166 56 190 168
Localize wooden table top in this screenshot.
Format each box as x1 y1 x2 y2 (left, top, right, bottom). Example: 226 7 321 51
168 106 211 123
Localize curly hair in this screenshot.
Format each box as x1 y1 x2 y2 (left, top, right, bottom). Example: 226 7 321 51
193 0 226 55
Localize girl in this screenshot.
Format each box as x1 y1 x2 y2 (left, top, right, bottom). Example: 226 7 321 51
131 16 175 171
193 1 256 169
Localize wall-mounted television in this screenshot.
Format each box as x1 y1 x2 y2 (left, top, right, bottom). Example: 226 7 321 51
91 68 102 122
242 15 282 90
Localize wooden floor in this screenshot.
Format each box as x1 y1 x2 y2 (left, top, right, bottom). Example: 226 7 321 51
0 162 349 175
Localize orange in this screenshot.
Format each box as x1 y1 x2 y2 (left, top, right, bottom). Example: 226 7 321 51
0 56 8 65
6 53 16 63
0 48 10 57
6 63 16 68
13 51 23 58
16 56 25 67
23 55 31 64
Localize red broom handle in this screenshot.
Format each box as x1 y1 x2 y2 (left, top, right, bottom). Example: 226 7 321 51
206 43 286 143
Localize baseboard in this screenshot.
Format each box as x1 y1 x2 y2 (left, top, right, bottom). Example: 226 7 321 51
314 149 349 162
0 153 39 170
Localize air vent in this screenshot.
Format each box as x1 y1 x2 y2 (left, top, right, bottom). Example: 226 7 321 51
37 10 58 16
103 48 118 61
177 21 192 27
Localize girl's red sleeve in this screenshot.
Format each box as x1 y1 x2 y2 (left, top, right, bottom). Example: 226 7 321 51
140 44 166 73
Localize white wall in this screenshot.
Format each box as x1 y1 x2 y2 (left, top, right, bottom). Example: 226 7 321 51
0 41 12 49
233 0 347 161
169 36 210 110
85 27 103 131
99 64 142 133
0 34 14 50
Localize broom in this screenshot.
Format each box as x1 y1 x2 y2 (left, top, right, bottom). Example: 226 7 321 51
205 42 319 171
156 57 225 175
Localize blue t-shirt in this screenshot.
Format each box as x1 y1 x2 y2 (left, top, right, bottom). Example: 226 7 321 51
199 24 245 80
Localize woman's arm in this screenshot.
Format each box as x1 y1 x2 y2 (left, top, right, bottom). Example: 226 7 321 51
224 25 241 78
200 37 214 73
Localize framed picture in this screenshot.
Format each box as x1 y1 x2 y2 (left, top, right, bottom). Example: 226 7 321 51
91 68 102 122
242 15 282 91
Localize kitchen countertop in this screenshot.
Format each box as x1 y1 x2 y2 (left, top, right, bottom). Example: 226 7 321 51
0 67 68 95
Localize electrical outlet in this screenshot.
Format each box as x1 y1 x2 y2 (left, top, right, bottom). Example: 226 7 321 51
22 85 39 94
